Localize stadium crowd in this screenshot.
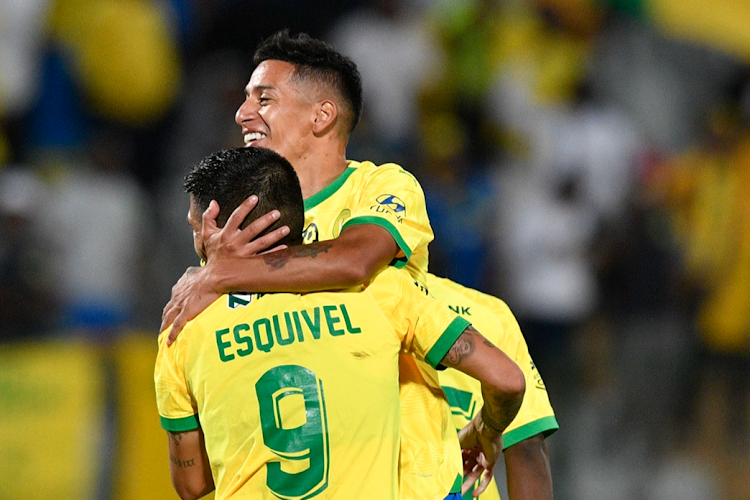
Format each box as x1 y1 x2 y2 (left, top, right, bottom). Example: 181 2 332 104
1 0 748 499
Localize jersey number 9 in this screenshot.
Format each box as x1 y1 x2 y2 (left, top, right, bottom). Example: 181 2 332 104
256 365 330 499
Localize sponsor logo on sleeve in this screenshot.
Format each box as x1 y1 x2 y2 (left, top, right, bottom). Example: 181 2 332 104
371 194 406 222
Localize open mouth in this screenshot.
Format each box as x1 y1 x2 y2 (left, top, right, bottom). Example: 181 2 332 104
243 132 267 145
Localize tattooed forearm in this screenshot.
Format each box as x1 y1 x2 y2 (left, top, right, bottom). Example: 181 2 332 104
169 453 196 468
262 242 334 270
443 326 477 366
481 388 524 434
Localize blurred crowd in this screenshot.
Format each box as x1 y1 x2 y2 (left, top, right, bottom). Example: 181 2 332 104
1 0 749 499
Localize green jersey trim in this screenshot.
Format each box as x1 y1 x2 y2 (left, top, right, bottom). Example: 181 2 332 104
341 216 411 269
450 473 463 494
502 416 559 449
425 317 471 369
160 414 200 432
304 167 356 211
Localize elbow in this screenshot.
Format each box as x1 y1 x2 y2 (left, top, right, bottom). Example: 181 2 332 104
508 363 526 398
173 484 211 500
489 361 526 402
338 257 381 287
171 475 213 500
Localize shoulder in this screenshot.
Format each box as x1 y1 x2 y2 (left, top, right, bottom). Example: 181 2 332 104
348 160 421 184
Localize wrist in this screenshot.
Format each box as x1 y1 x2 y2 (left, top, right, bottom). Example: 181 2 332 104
478 408 506 436
203 260 230 294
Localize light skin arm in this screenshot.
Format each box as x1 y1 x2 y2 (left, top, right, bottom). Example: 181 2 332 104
439 326 526 497
161 198 398 343
504 433 553 500
167 429 214 500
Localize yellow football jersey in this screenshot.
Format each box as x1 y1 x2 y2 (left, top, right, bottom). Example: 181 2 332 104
302 160 465 499
302 160 433 286
427 273 559 500
155 268 470 500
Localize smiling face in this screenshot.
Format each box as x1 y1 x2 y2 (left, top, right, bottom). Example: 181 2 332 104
235 60 319 164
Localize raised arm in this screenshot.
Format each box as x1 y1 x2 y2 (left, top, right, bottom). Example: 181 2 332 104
162 216 398 343
166 428 214 500
438 326 526 496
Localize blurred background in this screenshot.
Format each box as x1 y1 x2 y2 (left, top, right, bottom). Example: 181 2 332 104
1 0 749 498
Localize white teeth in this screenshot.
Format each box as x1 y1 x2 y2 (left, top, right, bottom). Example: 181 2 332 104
244 132 266 143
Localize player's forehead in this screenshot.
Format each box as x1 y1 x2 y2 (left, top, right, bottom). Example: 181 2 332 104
245 60 298 95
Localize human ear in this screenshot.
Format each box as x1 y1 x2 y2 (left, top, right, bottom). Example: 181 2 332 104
312 100 337 134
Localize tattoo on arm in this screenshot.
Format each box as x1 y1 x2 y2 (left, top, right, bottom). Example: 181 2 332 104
262 242 334 270
168 432 185 447
444 326 477 366
169 453 196 468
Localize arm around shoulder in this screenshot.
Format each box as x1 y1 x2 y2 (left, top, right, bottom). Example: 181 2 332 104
211 222 398 292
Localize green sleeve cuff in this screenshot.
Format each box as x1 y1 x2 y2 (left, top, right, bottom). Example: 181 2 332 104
425 317 471 368
341 216 412 268
160 414 200 432
502 416 559 449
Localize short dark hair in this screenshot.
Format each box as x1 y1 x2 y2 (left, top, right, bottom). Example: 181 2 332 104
253 30 363 135
184 147 304 247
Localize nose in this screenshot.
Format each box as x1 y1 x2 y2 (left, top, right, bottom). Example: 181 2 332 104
235 96 257 127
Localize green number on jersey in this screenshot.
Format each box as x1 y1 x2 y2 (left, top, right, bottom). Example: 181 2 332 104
256 365 330 499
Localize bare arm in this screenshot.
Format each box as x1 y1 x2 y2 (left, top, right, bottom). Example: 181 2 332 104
167 429 214 500
213 222 398 293
162 221 398 343
504 433 553 500
439 326 526 496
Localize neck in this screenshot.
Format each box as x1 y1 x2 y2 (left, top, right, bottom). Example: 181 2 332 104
294 142 349 200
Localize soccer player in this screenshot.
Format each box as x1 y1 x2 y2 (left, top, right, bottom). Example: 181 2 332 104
155 147 526 500
161 29 431 338
160 30 552 498
428 273 559 500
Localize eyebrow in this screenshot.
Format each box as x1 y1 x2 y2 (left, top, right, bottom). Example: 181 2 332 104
245 84 275 98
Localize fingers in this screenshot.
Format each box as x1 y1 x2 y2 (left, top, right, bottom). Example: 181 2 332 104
201 200 222 238
238 208 281 241
473 468 494 497
461 462 484 495
259 244 288 255
166 313 188 346
161 301 176 333
221 196 258 233
243 225 290 255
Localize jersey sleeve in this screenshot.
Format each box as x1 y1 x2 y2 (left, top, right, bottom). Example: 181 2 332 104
154 331 200 432
375 270 470 368
342 163 433 269
472 294 559 447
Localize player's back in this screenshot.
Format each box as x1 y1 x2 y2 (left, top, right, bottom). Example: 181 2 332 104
159 290 403 499
156 268 467 500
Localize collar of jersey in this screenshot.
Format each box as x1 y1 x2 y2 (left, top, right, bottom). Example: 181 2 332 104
303 165 357 211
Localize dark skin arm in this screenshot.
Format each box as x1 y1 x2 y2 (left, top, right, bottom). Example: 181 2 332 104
167 429 214 500
161 197 398 344
504 433 553 500
439 326 526 496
